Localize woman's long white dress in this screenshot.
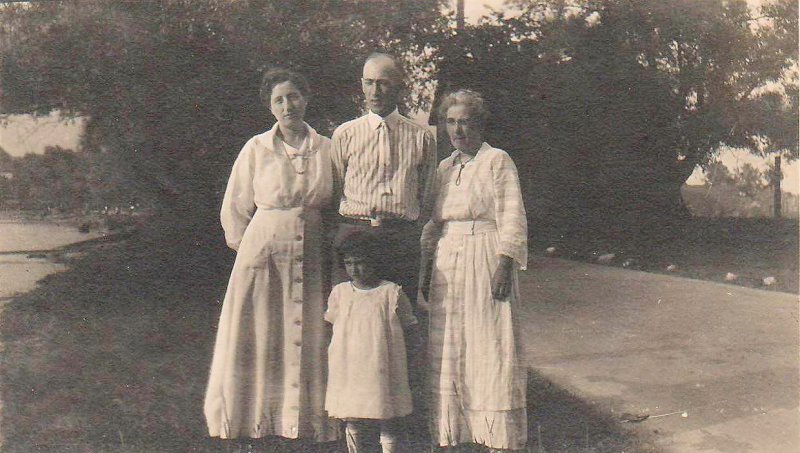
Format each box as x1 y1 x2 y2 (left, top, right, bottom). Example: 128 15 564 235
204 123 339 441
421 142 528 450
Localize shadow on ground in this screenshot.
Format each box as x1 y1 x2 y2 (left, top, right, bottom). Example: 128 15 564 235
0 221 657 452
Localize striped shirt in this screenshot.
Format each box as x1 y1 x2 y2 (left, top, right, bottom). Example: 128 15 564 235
331 109 437 221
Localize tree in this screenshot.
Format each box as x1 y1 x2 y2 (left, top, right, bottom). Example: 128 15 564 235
429 0 798 242
0 147 12 205
10 146 88 211
733 163 768 199
0 1 445 219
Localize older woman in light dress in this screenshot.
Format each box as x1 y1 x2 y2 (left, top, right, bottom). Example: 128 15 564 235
421 89 529 452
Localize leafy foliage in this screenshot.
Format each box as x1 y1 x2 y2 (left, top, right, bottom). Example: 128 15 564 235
1 0 796 236
704 161 769 198
8 146 88 212
429 0 797 239
0 0 445 216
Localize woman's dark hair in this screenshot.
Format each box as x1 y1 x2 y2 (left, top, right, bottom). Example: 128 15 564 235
259 68 310 107
336 229 383 271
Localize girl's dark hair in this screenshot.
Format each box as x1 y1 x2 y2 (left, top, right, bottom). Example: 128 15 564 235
337 229 380 258
259 68 310 107
337 229 383 271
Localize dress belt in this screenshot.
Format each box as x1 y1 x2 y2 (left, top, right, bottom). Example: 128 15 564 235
441 220 497 236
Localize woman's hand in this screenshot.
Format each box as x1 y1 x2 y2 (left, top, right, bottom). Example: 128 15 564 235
491 255 514 300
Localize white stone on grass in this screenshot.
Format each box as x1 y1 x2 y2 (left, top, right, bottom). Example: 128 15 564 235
597 253 615 264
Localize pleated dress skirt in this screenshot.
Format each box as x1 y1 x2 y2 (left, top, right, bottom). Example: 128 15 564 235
427 220 527 450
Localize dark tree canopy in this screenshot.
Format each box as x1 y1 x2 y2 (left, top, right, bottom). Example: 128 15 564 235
1 0 796 241
0 0 445 215
429 0 797 244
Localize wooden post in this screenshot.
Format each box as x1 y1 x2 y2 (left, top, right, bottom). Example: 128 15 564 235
773 155 782 218
431 1 466 160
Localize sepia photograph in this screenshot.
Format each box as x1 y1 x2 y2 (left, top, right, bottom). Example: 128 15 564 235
0 0 797 452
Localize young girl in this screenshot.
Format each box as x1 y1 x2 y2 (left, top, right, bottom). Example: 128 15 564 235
324 230 420 453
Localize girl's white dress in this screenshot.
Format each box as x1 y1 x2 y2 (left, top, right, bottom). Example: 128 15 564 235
204 123 339 441
324 280 417 420
421 142 529 450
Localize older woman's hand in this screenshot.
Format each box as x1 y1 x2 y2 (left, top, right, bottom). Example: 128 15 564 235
491 255 514 300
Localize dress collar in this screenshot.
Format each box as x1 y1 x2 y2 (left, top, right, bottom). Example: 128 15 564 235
263 122 320 153
449 142 491 163
366 108 400 130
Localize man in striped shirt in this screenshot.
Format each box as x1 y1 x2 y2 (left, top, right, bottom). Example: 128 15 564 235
331 52 437 307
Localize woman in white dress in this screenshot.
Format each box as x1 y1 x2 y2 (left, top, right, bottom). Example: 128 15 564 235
420 89 528 451
204 69 339 446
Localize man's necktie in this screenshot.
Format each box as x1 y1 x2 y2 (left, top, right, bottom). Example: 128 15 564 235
378 121 392 195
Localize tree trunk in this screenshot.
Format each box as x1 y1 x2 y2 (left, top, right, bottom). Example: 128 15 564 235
774 155 782 218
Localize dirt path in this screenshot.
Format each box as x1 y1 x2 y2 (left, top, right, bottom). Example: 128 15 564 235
518 256 799 452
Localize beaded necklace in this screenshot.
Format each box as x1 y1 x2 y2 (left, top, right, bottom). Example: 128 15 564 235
282 139 309 175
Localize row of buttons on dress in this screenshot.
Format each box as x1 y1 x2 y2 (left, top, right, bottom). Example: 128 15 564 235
289 224 304 437
289 226 305 435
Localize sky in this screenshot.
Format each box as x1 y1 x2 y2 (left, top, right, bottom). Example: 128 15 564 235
0 0 796 194
459 0 767 21
0 112 85 156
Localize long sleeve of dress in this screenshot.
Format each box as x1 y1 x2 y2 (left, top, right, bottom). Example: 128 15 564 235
393 288 418 327
491 152 528 270
220 139 256 250
329 128 347 212
420 219 442 260
420 161 443 259
417 130 438 223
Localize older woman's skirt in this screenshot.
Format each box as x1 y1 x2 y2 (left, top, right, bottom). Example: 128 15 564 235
428 220 527 450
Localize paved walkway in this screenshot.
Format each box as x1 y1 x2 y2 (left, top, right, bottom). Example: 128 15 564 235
518 257 799 452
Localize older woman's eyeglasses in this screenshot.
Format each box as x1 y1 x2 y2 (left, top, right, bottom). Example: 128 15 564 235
445 118 478 127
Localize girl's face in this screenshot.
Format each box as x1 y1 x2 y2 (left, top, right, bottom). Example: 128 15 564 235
343 255 378 287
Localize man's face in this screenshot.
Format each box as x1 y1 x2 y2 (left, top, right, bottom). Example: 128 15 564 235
362 57 401 116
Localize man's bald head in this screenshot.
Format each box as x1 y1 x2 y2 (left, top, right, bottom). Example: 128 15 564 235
362 52 404 116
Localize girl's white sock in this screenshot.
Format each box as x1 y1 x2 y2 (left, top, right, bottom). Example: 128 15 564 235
379 431 398 453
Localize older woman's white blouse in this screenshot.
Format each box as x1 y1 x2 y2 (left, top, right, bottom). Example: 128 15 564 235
423 142 528 269
220 123 333 250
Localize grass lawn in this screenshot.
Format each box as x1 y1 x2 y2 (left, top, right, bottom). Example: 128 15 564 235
0 219 656 452
534 217 799 294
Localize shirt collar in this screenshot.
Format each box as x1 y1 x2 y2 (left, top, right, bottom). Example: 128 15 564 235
366 108 400 130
